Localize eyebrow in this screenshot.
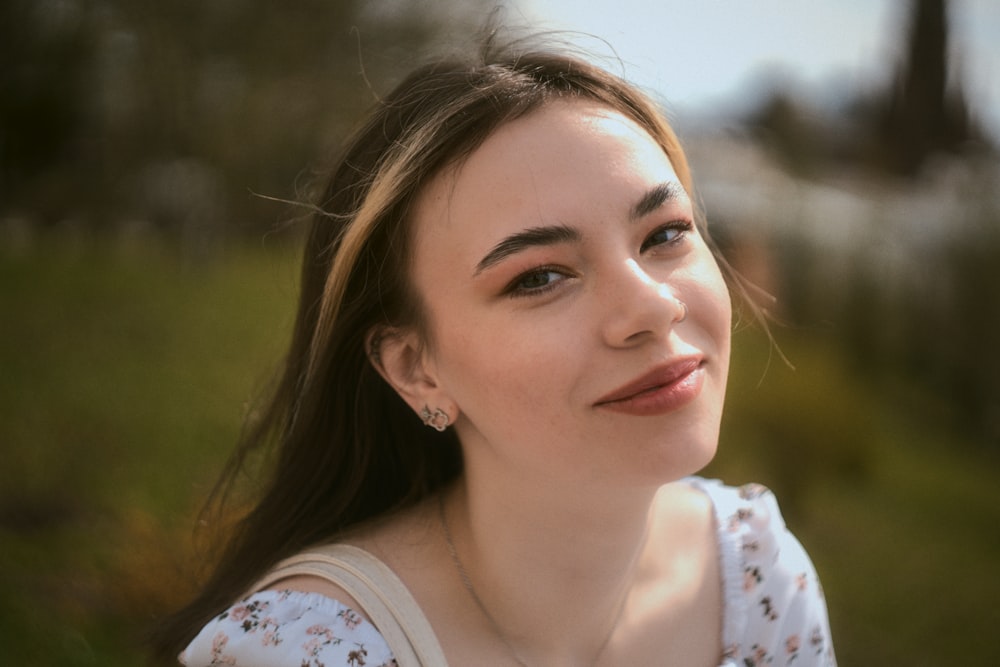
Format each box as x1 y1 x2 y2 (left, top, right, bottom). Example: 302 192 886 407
473 183 685 276
630 182 685 220
474 225 580 275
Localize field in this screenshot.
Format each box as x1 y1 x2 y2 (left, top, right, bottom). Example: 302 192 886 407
1 235 996 665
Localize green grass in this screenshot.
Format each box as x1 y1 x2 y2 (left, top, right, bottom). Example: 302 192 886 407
1 236 997 665
0 235 299 665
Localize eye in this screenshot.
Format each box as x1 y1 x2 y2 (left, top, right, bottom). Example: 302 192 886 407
641 220 693 253
505 267 568 298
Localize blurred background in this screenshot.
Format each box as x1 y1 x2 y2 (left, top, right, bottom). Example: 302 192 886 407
1 0 997 664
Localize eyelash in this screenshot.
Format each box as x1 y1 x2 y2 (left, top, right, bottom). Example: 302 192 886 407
504 220 694 299
640 220 694 252
504 266 569 298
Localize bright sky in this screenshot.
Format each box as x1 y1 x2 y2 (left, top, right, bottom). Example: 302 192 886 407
517 0 1000 140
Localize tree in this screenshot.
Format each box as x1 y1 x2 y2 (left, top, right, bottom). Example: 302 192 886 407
878 0 979 176
2 0 477 238
0 0 92 220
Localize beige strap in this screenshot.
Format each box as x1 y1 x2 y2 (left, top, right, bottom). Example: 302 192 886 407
251 544 448 667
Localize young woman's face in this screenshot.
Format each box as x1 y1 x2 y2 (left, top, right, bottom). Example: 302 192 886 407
409 100 732 487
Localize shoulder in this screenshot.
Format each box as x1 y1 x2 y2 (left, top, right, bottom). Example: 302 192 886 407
686 477 837 666
179 589 397 667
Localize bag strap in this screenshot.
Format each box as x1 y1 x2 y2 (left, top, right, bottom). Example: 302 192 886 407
251 544 448 667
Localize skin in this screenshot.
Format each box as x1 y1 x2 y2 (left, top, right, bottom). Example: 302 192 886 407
279 99 733 666
407 100 731 490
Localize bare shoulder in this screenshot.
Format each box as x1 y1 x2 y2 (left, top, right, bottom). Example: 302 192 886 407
643 480 720 583
263 494 445 622
623 481 722 664
652 480 716 536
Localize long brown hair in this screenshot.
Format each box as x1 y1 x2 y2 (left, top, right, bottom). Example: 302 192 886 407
151 38 709 661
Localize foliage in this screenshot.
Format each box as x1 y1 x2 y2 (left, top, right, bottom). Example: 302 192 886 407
0 235 298 664
0 0 475 236
708 326 1000 666
742 0 992 180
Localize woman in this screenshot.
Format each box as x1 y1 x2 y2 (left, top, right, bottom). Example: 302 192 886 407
155 40 836 667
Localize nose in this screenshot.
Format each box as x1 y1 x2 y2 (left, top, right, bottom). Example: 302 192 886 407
599 259 686 347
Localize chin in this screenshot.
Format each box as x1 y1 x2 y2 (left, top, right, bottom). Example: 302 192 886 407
685 439 719 478
666 419 722 479
626 432 720 487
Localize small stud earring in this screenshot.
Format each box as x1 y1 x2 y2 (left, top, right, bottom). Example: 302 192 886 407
676 299 688 323
420 406 450 432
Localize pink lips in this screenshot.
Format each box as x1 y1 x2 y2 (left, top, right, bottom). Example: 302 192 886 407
594 357 705 416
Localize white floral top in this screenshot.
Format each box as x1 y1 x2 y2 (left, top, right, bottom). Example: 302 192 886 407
689 478 836 666
180 478 836 666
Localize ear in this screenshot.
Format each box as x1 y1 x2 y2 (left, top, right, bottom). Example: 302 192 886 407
366 326 454 420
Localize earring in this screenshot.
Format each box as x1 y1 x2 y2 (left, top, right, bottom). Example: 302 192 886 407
367 330 384 366
676 299 688 323
420 406 450 432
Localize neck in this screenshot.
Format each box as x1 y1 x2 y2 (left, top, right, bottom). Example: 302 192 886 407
442 467 660 665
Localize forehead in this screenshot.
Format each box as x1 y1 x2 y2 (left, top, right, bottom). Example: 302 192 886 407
447 100 673 198
410 99 683 257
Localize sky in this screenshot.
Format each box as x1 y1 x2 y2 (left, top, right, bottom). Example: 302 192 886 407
516 0 1000 141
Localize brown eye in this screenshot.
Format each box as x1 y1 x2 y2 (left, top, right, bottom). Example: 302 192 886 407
506 268 568 298
518 271 556 290
641 221 692 253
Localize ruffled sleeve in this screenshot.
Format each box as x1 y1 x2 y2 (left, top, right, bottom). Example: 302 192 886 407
179 589 397 667
689 478 837 667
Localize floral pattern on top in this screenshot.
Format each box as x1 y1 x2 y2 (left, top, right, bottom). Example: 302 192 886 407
179 589 397 667
180 477 835 666
692 478 837 667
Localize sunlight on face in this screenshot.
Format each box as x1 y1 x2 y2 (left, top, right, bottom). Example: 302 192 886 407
410 100 732 489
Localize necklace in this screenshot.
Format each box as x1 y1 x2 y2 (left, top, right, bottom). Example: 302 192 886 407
439 495 633 667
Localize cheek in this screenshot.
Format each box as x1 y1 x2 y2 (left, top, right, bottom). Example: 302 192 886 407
691 256 732 330
717 279 734 341
428 306 577 417
706 250 733 322
687 259 733 388
444 326 561 394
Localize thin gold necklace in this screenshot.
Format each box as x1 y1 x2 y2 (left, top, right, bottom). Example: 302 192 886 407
439 495 635 667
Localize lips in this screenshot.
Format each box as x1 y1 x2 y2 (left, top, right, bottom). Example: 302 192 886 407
594 357 704 415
